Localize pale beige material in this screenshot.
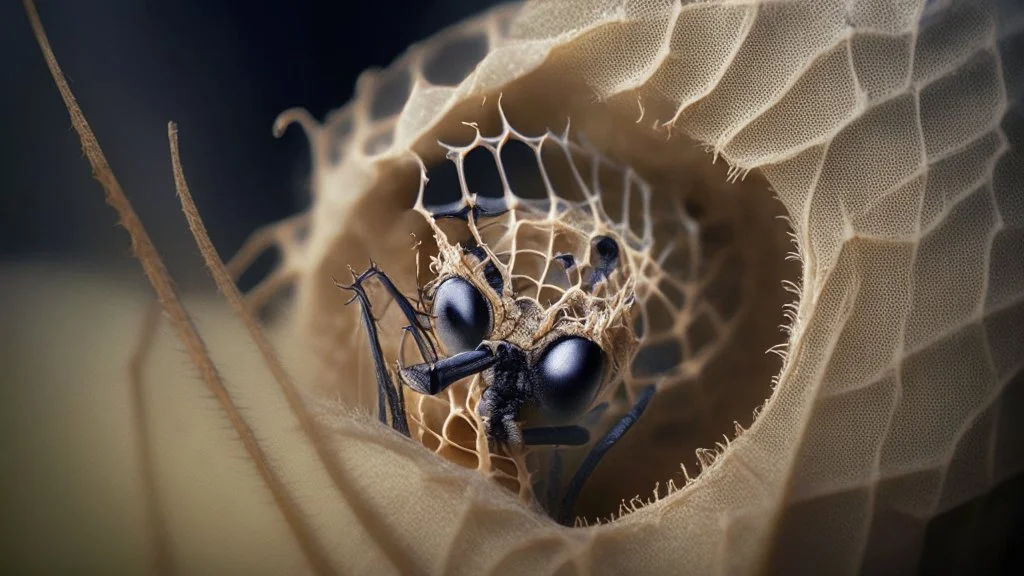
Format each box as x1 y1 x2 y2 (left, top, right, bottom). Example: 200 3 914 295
375 118 748 511
6 0 1022 574
261 0 1024 570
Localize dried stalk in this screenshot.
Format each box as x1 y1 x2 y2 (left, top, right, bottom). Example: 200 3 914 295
168 123 420 574
23 2 334 574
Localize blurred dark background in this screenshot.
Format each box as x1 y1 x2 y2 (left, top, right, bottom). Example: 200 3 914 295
1 0 506 289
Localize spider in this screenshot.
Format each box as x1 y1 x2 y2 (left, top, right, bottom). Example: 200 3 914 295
338 209 656 525
333 116 673 524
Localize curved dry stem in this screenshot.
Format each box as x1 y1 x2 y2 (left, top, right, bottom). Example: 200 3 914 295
23 3 335 574
168 123 422 575
127 301 175 576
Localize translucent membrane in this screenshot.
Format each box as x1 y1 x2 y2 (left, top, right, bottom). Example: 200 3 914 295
15 0 1022 573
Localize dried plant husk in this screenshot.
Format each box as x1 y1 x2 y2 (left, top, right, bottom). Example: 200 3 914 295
9 0 1023 574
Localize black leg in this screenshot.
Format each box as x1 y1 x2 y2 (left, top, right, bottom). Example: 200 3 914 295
398 348 496 395
545 449 564 514
337 275 410 437
349 263 438 363
557 384 656 525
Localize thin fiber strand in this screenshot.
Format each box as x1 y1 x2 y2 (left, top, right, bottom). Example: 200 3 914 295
22 2 335 574
167 123 421 576
127 301 176 576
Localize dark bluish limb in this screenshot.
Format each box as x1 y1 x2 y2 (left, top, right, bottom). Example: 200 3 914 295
338 277 410 437
399 348 496 396
521 425 590 446
546 449 564 515
377 376 386 427
350 263 438 363
393 361 407 434
557 384 656 525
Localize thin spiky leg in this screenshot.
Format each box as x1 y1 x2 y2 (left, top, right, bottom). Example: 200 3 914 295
531 402 610 515
337 274 410 437
518 401 610 447
545 449 564 515
349 263 438 363
557 384 656 525
399 348 496 395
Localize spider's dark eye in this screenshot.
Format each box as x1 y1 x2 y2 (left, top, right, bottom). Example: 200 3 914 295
433 276 492 353
535 336 606 418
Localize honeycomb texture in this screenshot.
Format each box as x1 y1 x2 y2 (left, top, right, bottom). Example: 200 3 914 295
203 0 1024 573
375 115 737 514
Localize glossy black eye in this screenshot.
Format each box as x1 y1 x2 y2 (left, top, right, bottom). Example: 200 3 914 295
433 277 492 353
535 336 606 418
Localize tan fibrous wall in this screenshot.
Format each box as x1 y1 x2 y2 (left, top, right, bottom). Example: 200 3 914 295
241 0 1024 573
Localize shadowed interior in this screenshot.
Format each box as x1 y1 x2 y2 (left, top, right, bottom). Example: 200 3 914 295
312 90 800 523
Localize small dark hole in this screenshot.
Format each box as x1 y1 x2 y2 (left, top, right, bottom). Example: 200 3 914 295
540 140 587 203
630 338 679 379
422 158 462 208
631 339 684 378
501 140 547 201
463 147 504 200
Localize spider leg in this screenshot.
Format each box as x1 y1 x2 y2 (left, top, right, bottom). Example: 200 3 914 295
557 384 656 525
545 449 564 514
337 276 410 437
399 348 496 396
523 403 606 446
350 263 438 363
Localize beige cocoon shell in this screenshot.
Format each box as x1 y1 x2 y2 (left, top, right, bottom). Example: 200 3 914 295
4 0 1023 574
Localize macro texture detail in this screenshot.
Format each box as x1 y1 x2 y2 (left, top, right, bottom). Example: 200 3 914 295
11 0 1022 574
241 0 1024 573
